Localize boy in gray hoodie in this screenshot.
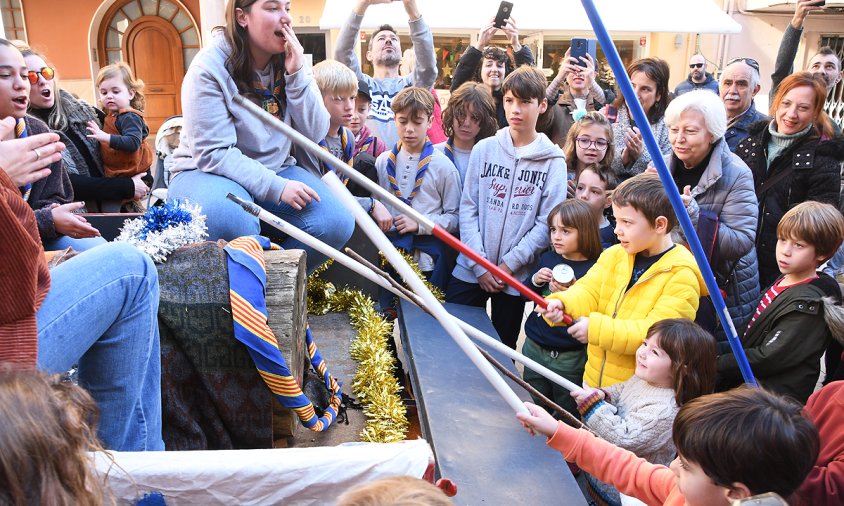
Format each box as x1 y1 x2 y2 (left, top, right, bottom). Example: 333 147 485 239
447 66 568 349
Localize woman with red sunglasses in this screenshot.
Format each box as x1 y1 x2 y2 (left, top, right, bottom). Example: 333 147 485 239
0 39 104 251
14 42 148 213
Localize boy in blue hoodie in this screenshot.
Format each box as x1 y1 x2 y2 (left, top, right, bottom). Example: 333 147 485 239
447 66 568 349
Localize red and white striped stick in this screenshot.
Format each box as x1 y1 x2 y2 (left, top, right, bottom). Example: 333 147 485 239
232 95 572 325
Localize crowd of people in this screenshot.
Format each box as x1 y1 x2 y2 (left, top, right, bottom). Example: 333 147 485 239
2 0 844 504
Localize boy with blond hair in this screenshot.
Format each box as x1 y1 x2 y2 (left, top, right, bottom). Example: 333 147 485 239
717 201 844 403
297 59 392 228
336 475 452 505
297 59 358 179
447 66 567 350
542 173 706 387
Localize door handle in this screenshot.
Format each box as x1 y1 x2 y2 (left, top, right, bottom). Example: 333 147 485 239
149 87 164 92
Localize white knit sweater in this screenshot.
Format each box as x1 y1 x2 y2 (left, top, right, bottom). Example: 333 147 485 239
584 375 679 466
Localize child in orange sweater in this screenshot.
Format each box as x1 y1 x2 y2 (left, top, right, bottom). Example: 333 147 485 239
86 63 153 182
517 387 818 506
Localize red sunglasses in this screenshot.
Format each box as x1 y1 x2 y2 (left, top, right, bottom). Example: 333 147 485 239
27 67 55 85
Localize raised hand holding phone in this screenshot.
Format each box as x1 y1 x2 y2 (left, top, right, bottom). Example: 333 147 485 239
493 1 514 28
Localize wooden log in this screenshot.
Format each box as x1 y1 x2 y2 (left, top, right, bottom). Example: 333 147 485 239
265 249 307 439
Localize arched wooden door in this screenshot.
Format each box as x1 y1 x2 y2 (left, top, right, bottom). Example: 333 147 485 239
124 18 183 133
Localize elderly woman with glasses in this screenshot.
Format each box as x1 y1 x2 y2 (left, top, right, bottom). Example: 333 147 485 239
610 57 672 181
449 16 534 127
662 90 759 332
15 43 147 212
736 71 843 288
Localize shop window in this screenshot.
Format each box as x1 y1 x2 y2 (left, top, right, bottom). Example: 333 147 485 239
298 32 327 66
357 33 471 90
543 38 636 90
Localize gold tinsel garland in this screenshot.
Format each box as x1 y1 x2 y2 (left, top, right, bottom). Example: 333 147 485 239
307 261 409 443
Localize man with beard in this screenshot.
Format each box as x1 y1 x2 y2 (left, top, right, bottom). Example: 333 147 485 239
771 0 843 132
674 54 719 96
720 57 769 151
335 0 436 148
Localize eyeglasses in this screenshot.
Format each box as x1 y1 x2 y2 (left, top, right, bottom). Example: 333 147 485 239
27 67 55 84
576 137 609 150
689 63 704 69
726 57 760 72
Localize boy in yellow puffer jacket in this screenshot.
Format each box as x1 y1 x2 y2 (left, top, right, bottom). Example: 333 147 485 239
541 173 707 387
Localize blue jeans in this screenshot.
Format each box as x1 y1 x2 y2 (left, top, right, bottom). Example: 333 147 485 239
36 242 163 452
43 235 107 252
168 168 354 273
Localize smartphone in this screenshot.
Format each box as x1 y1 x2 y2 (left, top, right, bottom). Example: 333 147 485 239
493 1 514 28
570 38 597 68
814 0 826 6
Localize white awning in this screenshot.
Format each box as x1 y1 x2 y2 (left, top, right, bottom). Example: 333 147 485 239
319 0 742 34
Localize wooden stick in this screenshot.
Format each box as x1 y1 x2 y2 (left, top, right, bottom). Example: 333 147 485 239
473 346 589 432
227 193 580 394
231 94 575 324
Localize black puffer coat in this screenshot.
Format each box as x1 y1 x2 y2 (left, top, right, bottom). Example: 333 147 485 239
735 121 844 288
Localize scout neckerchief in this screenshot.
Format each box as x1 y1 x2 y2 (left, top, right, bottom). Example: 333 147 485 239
15 118 31 201
355 124 378 156
225 236 342 432
385 137 433 205
357 136 375 156
318 126 354 185
442 137 455 164
253 66 286 119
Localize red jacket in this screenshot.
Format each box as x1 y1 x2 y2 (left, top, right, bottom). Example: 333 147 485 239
796 381 844 506
0 169 50 368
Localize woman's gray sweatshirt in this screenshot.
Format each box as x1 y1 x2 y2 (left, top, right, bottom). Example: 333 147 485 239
169 33 330 204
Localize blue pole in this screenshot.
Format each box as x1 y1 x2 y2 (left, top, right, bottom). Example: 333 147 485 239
579 0 757 386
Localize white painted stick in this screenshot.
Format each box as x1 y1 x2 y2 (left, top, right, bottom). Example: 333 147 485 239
320 172 529 415
227 193 581 394
224 194 581 400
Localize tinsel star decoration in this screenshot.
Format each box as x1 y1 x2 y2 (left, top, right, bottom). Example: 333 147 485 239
115 200 208 262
